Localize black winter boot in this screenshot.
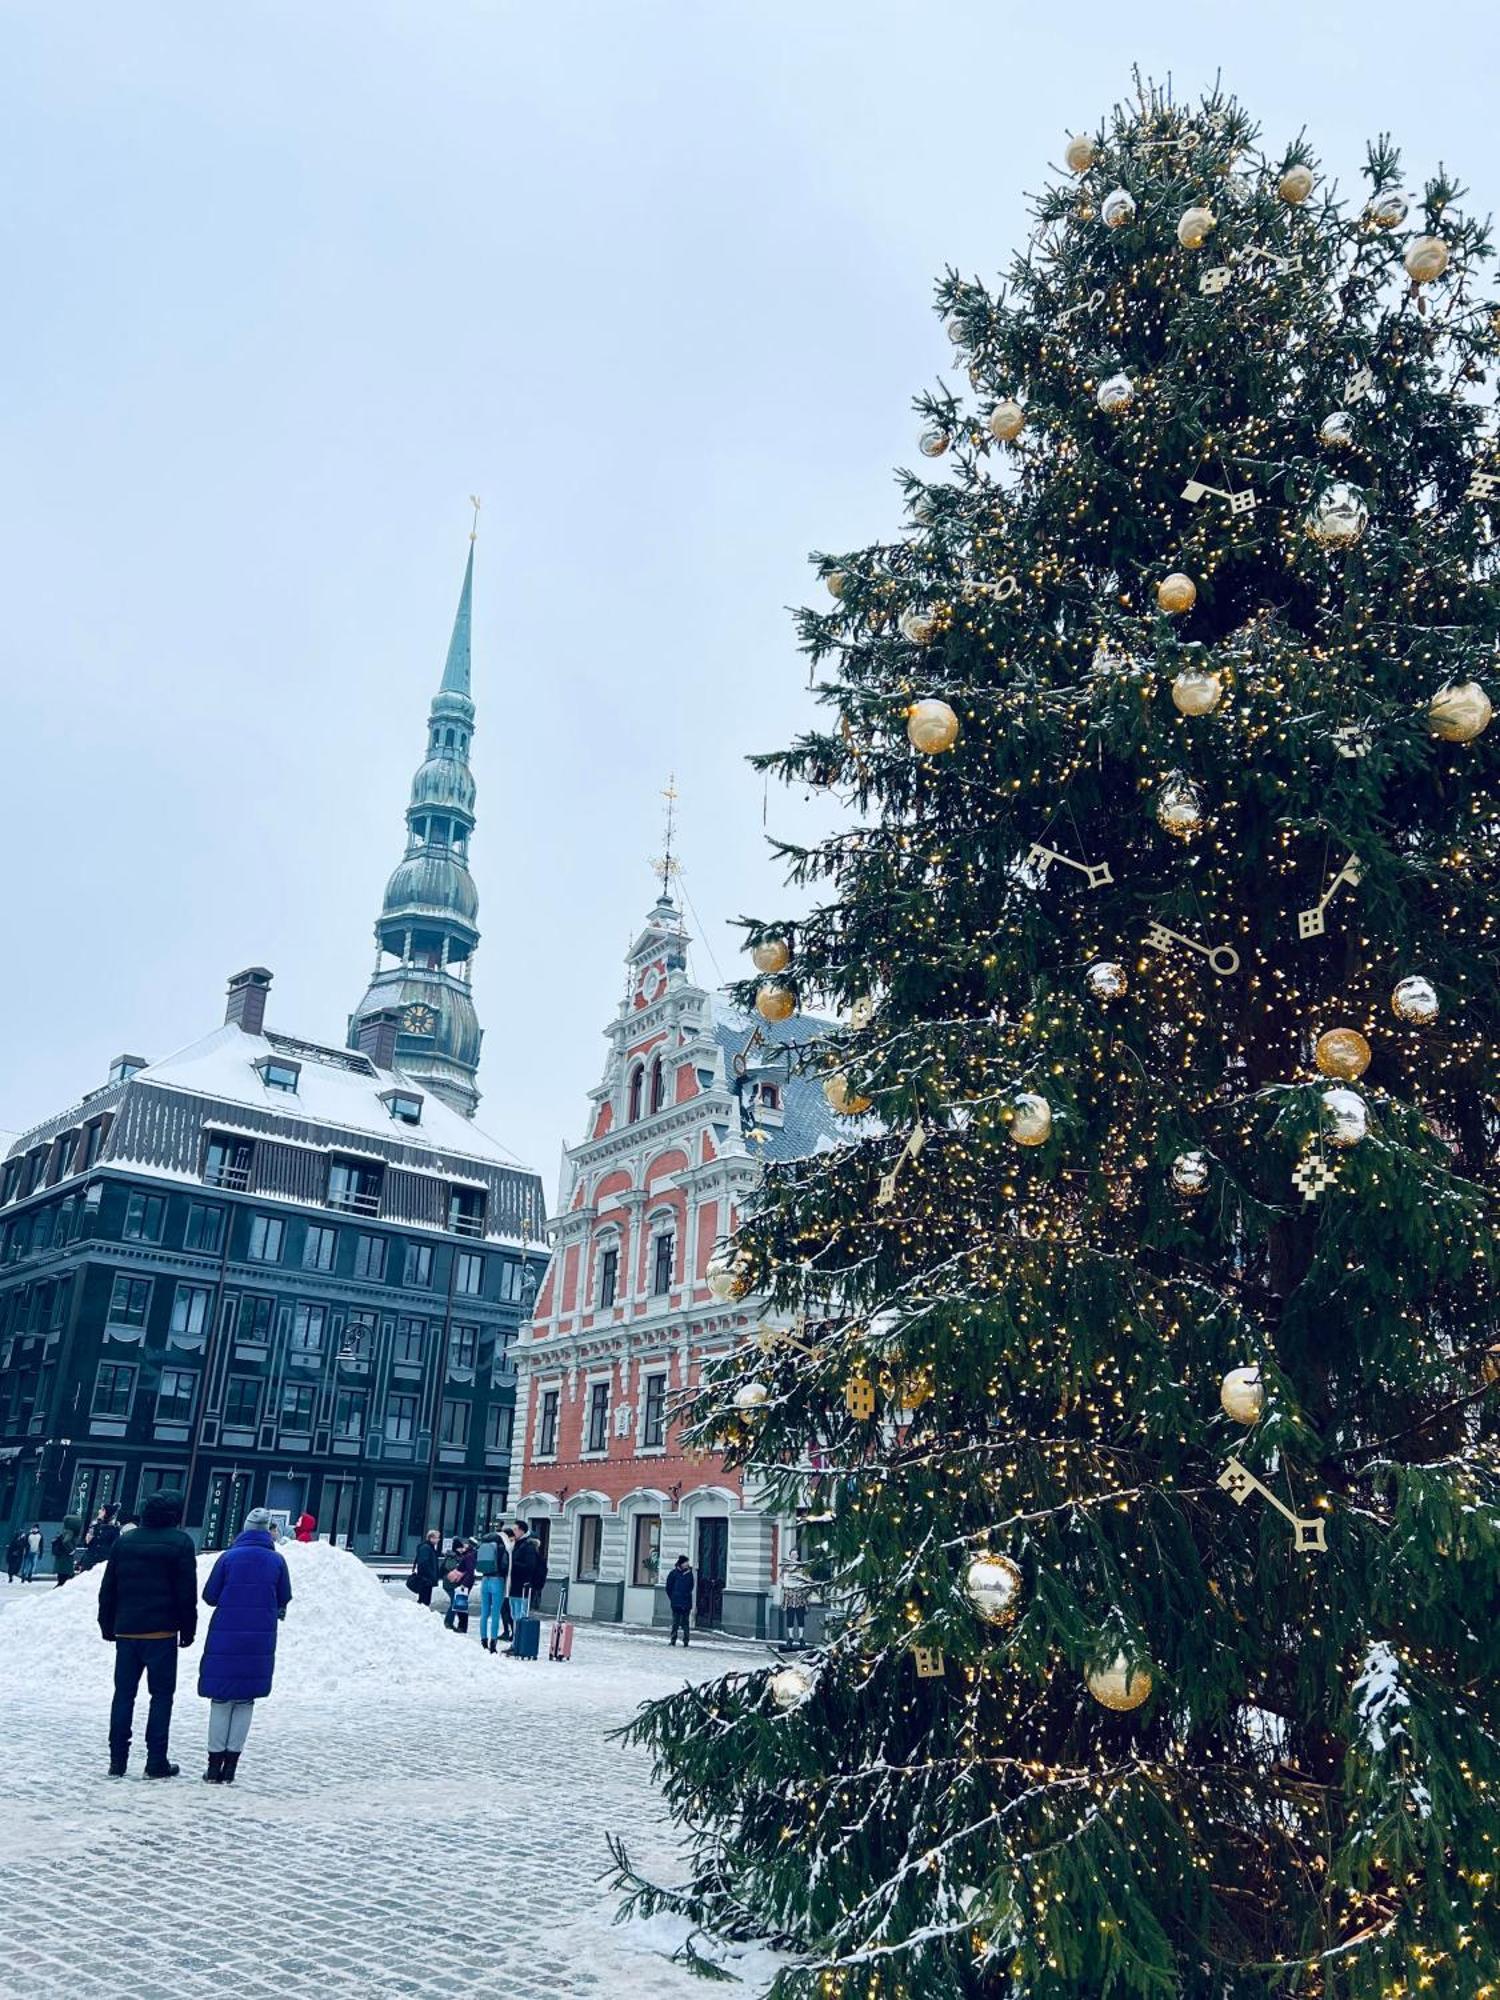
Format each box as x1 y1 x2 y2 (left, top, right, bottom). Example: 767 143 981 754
143 1761 180 1780
220 1751 240 1784
203 1752 226 1783
108 1757 128 1778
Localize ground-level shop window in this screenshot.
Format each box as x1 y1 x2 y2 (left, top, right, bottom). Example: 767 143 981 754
631 1513 661 1587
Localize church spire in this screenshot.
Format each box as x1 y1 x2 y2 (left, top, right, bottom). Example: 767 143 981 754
347 523 484 1118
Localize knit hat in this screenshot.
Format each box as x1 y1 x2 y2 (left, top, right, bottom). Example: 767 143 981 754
243 1508 275 1531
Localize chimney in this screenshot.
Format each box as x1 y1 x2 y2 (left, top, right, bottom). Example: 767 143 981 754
355 1008 402 1071
225 967 273 1036
108 1054 148 1086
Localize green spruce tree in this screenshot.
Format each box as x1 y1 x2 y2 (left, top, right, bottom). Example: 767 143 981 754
614 81 1500 2000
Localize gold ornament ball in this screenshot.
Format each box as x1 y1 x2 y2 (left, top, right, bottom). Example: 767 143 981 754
918 427 951 459
1085 960 1128 1003
900 607 939 647
733 1380 769 1411
1482 1344 1500 1387
1157 572 1197 615
964 1554 1024 1626
707 1249 752 1302
1278 164 1315 205
1315 1028 1372 1081
1086 1655 1153 1712
1306 482 1370 548
1322 1086 1368 1148
1428 680 1493 743
751 936 791 975
768 1662 817 1708
1155 773 1204 838
907 698 959 755
1176 205 1215 249
1009 1093 1052 1146
1404 234 1450 284
1171 667 1223 717
1095 372 1135 415
755 981 796 1024
823 1072 872 1117
1101 187 1137 229
1220 1366 1264 1425
1391 976 1439 1026
1319 410 1356 450
825 570 846 600
1064 133 1097 174
1366 191 1408 230
1171 1150 1210 1196
988 398 1026 442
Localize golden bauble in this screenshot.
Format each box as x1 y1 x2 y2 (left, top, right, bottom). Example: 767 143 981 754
1085 960 1128 1003
1086 1655 1153 1712
1220 1366 1264 1426
823 1072 872 1117
733 1380 769 1411
755 981 796 1024
1009 1093 1052 1146
1171 667 1222 716
1305 482 1370 548
1315 1028 1372 1081
1428 680 1493 743
1157 571 1197 615
1064 133 1097 174
1404 234 1450 284
918 427 951 458
1095 372 1135 415
1278 164 1315 205
1391 976 1439 1026
1319 410 1356 450
988 398 1026 442
707 1248 752 1302
768 1662 817 1708
1171 1150 1210 1196
964 1554 1024 1626
906 698 959 755
1366 191 1408 230
1176 205 1215 249
751 936 790 975
1482 1344 1500 1387
825 570 846 600
1101 187 1137 229
1322 1087 1368 1148
902 607 941 648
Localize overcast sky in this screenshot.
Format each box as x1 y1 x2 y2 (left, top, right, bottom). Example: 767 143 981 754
2 1 1494 1191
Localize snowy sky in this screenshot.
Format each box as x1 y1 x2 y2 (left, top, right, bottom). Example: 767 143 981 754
2 1 1495 1185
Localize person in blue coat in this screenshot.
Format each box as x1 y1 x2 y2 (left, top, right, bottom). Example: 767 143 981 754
197 1506 292 1784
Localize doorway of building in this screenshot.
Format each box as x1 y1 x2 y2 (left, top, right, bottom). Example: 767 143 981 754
695 1517 727 1628
204 1471 252 1550
68 1462 122 1526
322 1477 359 1548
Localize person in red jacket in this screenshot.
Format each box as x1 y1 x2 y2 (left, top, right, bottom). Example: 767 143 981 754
293 1513 316 1544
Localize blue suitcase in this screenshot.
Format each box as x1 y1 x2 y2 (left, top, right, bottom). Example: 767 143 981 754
512 1612 540 1660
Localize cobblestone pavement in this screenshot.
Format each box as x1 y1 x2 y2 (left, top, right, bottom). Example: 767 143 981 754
0 1581 776 2000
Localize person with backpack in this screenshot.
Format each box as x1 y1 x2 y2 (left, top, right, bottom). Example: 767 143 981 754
665 1555 695 1647
197 1506 293 1784
51 1515 80 1585
474 1523 510 1655
97 1490 198 1778
442 1538 476 1634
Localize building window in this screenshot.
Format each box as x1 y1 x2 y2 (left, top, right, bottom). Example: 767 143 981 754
650 1056 665 1112
204 1136 253 1190
384 1093 423 1125
497 1260 530 1305
760 1082 781 1111
455 1251 484 1296
333 1389 367 1440
223 1377 262 1428
328 1158 382 1216
238 1294 274 1344
439 1398 470 1449
431 1486 463 1541
598 1246 618 1309
0 1159 21 1205
576 1514 603 1582
121 1192 165 1244
184 1203 224 1253
247 1214 285 1263
290 1303 326 1352
403 1242 434 1288
341 1309 377 1359
393 1316 425 1365
353 1234 387 1281
371 1482 410 1556
484 1403 513 1452
302 1225 338 1272
155 1368 198 1423
642 1371 667 1449
50 1133 79 1183
91 1362 136 1419
107 1275 152 1330
585 1381 610 1454
446 1187 485 1238
652 1229 675 1297
259 1060 300 1093
628 1065 644 1123
386 1392 419 1443
447 1324 478 1372
170 1285 212 1338
631 1514 662 1588
50 1275 74 1330
281 1382 315 1428
537 1388 559 1459
80 1121 105 1170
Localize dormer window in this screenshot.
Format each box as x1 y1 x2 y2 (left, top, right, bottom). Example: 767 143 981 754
759 1083 781 1111
256 1057 301 1094
382 1090 424 1126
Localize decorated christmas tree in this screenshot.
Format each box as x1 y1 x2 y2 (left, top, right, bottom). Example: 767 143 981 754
613 81 1500 2000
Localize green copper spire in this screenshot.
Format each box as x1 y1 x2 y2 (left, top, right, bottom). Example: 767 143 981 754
440 536 474 698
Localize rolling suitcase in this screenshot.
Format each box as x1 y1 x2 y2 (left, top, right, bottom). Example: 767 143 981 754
511 1589 541 1660
549 1583 574 1661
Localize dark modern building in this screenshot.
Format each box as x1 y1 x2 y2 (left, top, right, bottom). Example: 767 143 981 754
0 539 548 1558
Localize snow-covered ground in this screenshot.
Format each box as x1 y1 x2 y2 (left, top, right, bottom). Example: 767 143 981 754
0 1546 783 2000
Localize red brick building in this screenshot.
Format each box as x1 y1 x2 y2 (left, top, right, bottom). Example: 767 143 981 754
513 889 837 1637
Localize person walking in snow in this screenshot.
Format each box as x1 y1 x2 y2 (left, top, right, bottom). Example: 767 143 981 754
5 1529 24 1582
51 1515 80 1585
23 1523 43 1581
410 1527 442 1607
442 1538 476 1634
97 1490 198 1778
665 1555 695 1647
197 1506 292 1784
474 1522 509 1654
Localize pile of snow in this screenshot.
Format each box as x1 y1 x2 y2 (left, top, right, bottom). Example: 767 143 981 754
0 1539 492 1708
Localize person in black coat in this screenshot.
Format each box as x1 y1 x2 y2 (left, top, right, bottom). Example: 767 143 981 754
97 1489 198 1779
5 1530 24 1582
410 1528 442 1607
665 1555 695 1646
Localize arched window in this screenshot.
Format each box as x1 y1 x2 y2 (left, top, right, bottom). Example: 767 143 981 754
649 1056 665 1113
628 1065 644 1123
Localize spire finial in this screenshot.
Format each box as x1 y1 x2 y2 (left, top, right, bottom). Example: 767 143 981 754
468 494 481 542
439 524 475 698
652 775 679 899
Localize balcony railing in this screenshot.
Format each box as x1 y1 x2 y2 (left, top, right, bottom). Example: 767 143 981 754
449 1211 484 1238
204 1164 251 1190
328 1189 381 1216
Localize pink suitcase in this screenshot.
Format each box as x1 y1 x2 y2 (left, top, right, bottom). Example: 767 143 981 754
549 1618 574 1661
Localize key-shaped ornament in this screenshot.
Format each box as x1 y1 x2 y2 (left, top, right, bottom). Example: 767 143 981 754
1217 1455 1327 1553
875 1122 927 1207
1198 264 1232 296
1346 364 1376 404
1465 469 1500 502
1181 477 1257 515
912 1646 946 1679
1056 287 1105 325
1296 854 1362 939
1144 920 1241 978
1026 841 1113 890
845 1376 877 1420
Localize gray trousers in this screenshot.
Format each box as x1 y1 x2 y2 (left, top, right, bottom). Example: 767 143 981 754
207 1699 255 1753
